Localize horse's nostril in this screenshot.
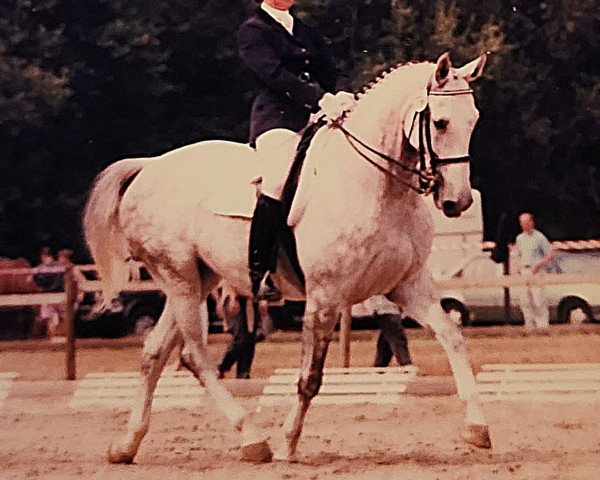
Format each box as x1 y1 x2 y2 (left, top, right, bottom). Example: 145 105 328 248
442 201 460 217
442 201 457 211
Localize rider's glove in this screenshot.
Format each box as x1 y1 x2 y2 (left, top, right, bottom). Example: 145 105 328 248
318 91 356 123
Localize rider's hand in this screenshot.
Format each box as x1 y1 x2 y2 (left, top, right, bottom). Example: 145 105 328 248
318 91 356 123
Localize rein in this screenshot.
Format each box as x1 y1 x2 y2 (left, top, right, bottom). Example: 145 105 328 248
335 87 474 195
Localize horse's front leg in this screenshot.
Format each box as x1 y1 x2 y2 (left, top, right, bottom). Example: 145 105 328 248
108 302 180 464
421 302 491 448
389 273 492 449
274 305 339 462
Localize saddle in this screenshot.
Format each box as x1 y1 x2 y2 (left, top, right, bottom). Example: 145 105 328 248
205 120 324 221
205 120 326 291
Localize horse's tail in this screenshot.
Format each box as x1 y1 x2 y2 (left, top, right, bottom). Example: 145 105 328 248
83 158 146 305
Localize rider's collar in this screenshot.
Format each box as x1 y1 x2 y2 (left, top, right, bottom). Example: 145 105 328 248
261 3 294 34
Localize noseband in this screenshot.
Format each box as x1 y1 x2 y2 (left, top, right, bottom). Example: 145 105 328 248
336 87 474 195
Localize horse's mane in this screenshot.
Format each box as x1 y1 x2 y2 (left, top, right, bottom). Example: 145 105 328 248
348 60 435 122
355 60 421 98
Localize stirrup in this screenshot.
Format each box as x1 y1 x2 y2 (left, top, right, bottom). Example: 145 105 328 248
254 272 282 302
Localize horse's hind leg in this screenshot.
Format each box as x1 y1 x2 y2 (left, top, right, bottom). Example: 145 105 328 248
165 272 272 463
108 302 180 463
274 305 339 462
391 277 492 449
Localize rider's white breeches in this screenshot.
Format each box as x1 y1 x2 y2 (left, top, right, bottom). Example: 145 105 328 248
255 128 299 200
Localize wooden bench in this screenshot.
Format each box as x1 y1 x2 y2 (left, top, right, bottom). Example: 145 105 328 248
476 363 600 402
259 366 418 406
70 371 205 411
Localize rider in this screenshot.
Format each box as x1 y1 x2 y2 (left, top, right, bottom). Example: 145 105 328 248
238 0 355 301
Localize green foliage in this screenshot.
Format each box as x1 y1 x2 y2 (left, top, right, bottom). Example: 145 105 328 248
1 0 599 260
0 0 72 134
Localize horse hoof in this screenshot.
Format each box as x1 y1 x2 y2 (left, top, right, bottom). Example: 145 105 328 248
240 440 273 463
107 444 135 464
461 424 492 449
272 446 298 463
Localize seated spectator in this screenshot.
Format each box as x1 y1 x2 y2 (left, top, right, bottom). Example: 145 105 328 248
33 247 65 342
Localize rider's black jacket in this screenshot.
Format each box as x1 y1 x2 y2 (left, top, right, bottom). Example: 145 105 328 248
237 8 351 144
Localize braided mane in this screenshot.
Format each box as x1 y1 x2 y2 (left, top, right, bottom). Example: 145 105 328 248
345 60 435 124
355 61 425 100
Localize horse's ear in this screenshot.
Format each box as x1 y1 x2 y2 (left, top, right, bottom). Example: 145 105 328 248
434 52 452 86
456 53 487 82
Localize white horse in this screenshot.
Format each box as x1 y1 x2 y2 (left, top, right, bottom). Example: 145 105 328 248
83 52 489 464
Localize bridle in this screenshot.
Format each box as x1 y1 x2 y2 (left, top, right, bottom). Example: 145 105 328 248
334 86 474 195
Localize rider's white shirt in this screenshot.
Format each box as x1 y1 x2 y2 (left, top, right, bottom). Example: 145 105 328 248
261 3 294 34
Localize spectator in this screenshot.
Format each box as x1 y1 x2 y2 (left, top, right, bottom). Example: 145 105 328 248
33 247 65 342
217 283 259 379
513 212 556 332
57 248 74 267
362 296 412 367
255 301 272 342
58 248 86 305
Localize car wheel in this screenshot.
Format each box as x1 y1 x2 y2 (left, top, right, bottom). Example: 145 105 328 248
128 307 159 336
557 297 594 324
441 299 470 327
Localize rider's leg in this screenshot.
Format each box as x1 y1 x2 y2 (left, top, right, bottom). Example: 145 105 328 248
249 129 298 301
249 194 286 300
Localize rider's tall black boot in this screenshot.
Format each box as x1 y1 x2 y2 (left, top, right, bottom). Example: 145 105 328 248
249 194 286 301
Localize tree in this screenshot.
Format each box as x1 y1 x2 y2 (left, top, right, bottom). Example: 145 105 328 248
1 0 599 260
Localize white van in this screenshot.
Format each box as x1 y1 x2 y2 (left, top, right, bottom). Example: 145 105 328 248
426 189 485 281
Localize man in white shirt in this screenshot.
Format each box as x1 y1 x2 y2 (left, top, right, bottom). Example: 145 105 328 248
513 212 556 331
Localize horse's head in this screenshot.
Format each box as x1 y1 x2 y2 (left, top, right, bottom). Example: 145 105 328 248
404 53 486 217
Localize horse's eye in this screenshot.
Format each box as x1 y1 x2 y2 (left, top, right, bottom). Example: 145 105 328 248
433 119 449 130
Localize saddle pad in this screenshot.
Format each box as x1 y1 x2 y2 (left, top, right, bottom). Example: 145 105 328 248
198 142 262 218
202 136 302 219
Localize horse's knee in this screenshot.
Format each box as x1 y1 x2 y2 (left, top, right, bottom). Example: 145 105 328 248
297 374 322 399
180 350 196 369
177 352 195 374
140 351 161 376
435 322 467 353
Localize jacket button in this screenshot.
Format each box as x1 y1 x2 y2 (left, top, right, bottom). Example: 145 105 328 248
304 59 310 65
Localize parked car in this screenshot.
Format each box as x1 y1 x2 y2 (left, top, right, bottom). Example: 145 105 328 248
74 289 166 338
74 268 222 338
439 250 600 326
